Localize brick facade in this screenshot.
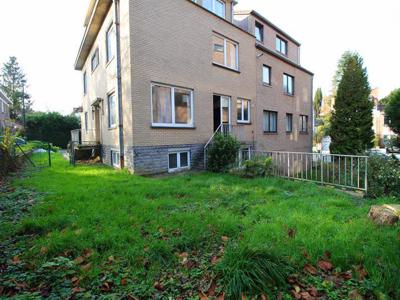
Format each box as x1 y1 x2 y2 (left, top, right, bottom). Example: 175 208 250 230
76 0 313 175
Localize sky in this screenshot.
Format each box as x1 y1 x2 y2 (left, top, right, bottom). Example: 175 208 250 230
0 0 399 114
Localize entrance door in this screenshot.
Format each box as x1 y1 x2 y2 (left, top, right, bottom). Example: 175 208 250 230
213 95 231 132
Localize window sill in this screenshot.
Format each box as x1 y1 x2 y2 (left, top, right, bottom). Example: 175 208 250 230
168 166 191 173
237 121 251 125
283 93 295 97
286 131 293 135
212 63 240 74
151 124 196 129
108 126 118 130
262 83 272 88
105 57 115 68
299 131 309 135
276 50 289 58
263 131 278 135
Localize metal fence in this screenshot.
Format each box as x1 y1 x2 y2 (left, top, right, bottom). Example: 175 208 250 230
242 151 368 193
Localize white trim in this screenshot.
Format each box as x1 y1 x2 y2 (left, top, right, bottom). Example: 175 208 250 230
111 148 120 168
237 98 251 124
212 33 239 71
168 151 191 173
151 83 194 128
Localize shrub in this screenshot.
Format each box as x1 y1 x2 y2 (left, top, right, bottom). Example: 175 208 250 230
367 155 400 198
25 112 80 148
217 245 290 299
207 133 240 172
231 156 274 178
0 128 17 175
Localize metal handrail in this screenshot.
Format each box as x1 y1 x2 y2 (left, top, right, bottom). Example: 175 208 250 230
204 124 223 150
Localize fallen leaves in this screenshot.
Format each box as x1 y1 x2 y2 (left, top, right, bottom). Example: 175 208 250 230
354 265 368 280
11 255 21 265
304 264 318 275
317 260 333 272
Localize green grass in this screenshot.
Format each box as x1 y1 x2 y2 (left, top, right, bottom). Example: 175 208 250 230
2 153 400 299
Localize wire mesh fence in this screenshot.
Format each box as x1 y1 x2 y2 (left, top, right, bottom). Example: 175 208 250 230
240 150 368 193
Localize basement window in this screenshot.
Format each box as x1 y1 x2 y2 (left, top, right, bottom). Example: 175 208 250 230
168 151 190 172
111 150 120 168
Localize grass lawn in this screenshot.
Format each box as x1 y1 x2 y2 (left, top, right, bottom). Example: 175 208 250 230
1 154 399 299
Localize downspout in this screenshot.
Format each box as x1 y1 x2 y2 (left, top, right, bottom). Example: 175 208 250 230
114 0 124 168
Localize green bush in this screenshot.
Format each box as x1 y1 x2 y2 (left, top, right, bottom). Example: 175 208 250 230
207 133 240 172
25 112 80 148
217 245 290 299
367 155 400 198
0 128 17 175
231 156 274 178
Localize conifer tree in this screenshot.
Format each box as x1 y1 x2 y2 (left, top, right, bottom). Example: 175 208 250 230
330 52 374 154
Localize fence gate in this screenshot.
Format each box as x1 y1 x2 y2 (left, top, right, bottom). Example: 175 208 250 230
244 151 368 193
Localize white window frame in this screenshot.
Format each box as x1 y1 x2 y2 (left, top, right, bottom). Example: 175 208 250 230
286 113 293 133
263 65 271 85
91 48 99 72
105 24 115 63
107 92 117 129
300 115 308 133
283 74 295 96
237 99 250 124
255 21 264 42
213 34 239 71
168 151 191 173
276 36 288 55
264 110 278 133
203 0 226 18
84 112 88 132
151 83 194 128
111 149 120 168
83 71 87 95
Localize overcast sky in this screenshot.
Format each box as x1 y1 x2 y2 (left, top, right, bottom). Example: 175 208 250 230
0 0 399 114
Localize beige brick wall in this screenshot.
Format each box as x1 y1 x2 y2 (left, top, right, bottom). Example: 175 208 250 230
128 0 257 147
80 1 133 148
78 0 313 164
234 13 300 64
254 49 313 152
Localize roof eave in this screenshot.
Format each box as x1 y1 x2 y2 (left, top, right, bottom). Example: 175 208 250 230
0 90 12 105
74 0 112 71
256 43 313 76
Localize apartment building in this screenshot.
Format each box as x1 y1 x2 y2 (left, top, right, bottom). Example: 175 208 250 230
0 89 11 130
75 0 313 174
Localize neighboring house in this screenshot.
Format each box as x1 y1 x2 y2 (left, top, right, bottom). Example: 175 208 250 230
75 0 313 174
371 88 397 148
0 89 12 130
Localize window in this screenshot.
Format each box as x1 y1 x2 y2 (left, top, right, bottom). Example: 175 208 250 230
300 115 308 133
237 99 250 123
83 72 87 95
91 48 99 71
111 150 120 168
212 34 238 70
264 111 278 133
283 74 294 95
84 112 88 131
255 22 264 42
169 151 190 172
106 24 115 63
152 83 193 127
1 101 4 113
276 36 288 55
263 65 271 85
108 93 117 128
286 113 293 133
203 0 225 18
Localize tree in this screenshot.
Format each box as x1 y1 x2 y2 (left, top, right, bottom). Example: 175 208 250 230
25 112 80 148
0 56 32 119
384 88 400 135
313 88 323 118
332 51 354 95
330 52 374 154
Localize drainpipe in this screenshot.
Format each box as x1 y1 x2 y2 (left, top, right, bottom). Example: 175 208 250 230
114 0 124 168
